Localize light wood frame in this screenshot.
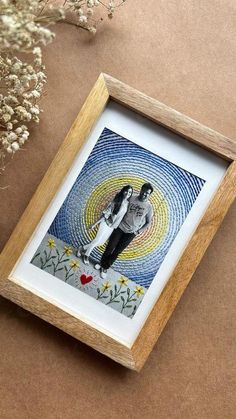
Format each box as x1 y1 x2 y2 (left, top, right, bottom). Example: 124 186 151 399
0 73 235 371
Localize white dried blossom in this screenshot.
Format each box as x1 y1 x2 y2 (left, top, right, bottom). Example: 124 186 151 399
2 114 11 122
0 0 127 174
6 122 12 130
0 0 58 168
11 141 20 151
87 0 95 7
0 0 60 53
33 47 42 56
8 132 17 142
3 105 14 115
79 15 87 23
78 8 84 16
30 106 40 115
88 26 97 34
65 0 125 30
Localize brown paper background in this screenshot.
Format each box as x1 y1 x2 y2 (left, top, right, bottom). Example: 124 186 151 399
0 1 236 417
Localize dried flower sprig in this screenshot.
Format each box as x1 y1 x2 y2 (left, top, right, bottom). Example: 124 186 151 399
0 0 59 172
0 49 46 155
0 0 127 177
63 0 126 34
0 0 63 53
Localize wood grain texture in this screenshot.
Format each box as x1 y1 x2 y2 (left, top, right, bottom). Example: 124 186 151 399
1 281 135 369
131 161 236 371
0 74 235 371
0 74 109 290
103 73 236 161
0 75 137 369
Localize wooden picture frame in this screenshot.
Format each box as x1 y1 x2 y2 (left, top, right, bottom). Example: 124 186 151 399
0 73 235 371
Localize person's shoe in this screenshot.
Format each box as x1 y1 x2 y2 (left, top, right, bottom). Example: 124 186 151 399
100 268 107 279
77 246 84 257
82 254 89 265
94 263 101 270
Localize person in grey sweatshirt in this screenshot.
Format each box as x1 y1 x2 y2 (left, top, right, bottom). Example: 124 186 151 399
99 182 154 279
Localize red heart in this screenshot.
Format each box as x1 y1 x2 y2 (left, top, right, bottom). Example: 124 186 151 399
80 274 93 285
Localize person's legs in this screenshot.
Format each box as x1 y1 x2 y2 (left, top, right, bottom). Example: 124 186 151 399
106 231 135 268
100 228 123 270
84 222 112 257
101 230 135 270
83 238 100 257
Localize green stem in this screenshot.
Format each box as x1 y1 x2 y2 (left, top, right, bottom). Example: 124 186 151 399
96 288 108 300
31 252 40 263
57 19 89 31
37 0 50 17
128 305 137 318
97 0 109 9
121 291 136 313
106 285 122 305
40 248 52 269
65 266 73 282
53 251 68 275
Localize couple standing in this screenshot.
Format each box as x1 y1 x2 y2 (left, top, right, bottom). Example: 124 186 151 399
77 182 154 279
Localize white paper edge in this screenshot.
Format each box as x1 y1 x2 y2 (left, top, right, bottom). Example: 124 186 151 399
11 101 228 347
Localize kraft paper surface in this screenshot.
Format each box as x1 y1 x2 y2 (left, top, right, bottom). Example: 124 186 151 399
0 1 235 417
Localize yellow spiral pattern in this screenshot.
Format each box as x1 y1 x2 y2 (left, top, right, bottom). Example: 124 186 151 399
84 175 169 260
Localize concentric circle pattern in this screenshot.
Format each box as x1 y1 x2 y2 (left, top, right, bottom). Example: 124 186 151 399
49 128 205 288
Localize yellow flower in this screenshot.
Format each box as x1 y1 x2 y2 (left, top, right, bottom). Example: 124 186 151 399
134 286 144 297
102 281 111 291
47 238 55 248
70 260 80 271
64 245 73 256
118 276 128 287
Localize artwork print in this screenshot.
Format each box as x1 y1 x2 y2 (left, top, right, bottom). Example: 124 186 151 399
31 128 205 318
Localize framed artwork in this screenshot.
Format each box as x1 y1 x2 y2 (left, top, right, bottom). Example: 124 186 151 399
0 74 235 371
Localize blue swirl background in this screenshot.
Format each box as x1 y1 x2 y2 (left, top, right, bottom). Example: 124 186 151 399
48 128 205 288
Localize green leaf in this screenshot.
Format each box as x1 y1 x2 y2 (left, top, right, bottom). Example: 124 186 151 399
97 288 100 294
126 305 132 308
131 299 137 302
32 252 40 261
110 290 113 297
64 266 68 272
45 264 52 268
121 291 126 294
114 285 117 293
101 296 108 299
57 267 64 271
113 300 120 303
61 258 69 263
40 257 43 265
121 296 125 302
56 249 60 256
127 288 130 296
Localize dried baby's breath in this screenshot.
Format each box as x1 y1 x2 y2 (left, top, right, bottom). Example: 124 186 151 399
0 0 126 176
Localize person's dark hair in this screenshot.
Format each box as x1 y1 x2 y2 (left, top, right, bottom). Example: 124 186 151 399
113 185 133 215
141 182 154 194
